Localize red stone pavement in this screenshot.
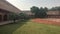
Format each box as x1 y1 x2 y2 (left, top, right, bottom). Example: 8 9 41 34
32 18 60 26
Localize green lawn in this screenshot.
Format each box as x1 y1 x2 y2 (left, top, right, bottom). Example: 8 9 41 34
0 20 60 34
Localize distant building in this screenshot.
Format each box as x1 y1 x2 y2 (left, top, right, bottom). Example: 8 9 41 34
47 10 60 18
21 10 34 16
21 10 60 18
0 0 21 22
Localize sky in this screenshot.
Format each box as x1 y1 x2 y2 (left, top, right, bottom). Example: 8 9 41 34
6 0 60 10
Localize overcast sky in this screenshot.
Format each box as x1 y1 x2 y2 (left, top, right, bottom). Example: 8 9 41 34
6 0 60 10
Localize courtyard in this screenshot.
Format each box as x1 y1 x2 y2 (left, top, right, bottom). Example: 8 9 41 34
0 18 60 34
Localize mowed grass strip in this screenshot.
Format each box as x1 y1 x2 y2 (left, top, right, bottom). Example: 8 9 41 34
0 20 60 34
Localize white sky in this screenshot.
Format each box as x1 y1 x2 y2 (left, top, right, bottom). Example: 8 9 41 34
6 0 60 10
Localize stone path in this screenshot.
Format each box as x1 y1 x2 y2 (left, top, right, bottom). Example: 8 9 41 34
32 18 60 26
0 20 18 25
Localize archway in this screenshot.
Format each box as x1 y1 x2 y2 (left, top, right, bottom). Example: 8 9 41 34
0 15 2 22
4 15 7 21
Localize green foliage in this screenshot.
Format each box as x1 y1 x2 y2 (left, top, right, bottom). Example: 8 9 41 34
31 6 40 13
38 7 47 18
44 7 48 12
9 13 18 20
30 6 48 18
55 7 60 11
19 13 28 19
50 6 60 11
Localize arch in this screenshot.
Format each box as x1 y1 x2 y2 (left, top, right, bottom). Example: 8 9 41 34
3 15 7 21
0 15 2 22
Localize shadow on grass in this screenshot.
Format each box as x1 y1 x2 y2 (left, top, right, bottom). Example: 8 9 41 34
0 19 29 34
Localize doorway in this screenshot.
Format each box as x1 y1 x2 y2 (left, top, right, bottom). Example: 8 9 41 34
4 15 7 21
0 15 2 22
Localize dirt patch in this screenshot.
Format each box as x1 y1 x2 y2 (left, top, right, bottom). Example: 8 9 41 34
32 18 60 26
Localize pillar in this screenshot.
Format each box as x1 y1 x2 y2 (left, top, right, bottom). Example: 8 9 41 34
0 15 2 22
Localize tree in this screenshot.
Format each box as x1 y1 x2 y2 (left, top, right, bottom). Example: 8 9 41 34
30 6 40 17
44 7 48 12
55 7 60 14
38 7 47 18
50 6 60 14
19 13 29 19
9 13 18 23
50 7 56 11
50 6 60 11
31 6 40 13
30 6 47 18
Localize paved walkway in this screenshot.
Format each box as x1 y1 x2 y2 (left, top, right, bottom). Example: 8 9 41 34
32 18 60 26
0 20 18 25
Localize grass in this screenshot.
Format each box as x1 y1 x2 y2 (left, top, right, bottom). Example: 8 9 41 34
0 20 60 34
